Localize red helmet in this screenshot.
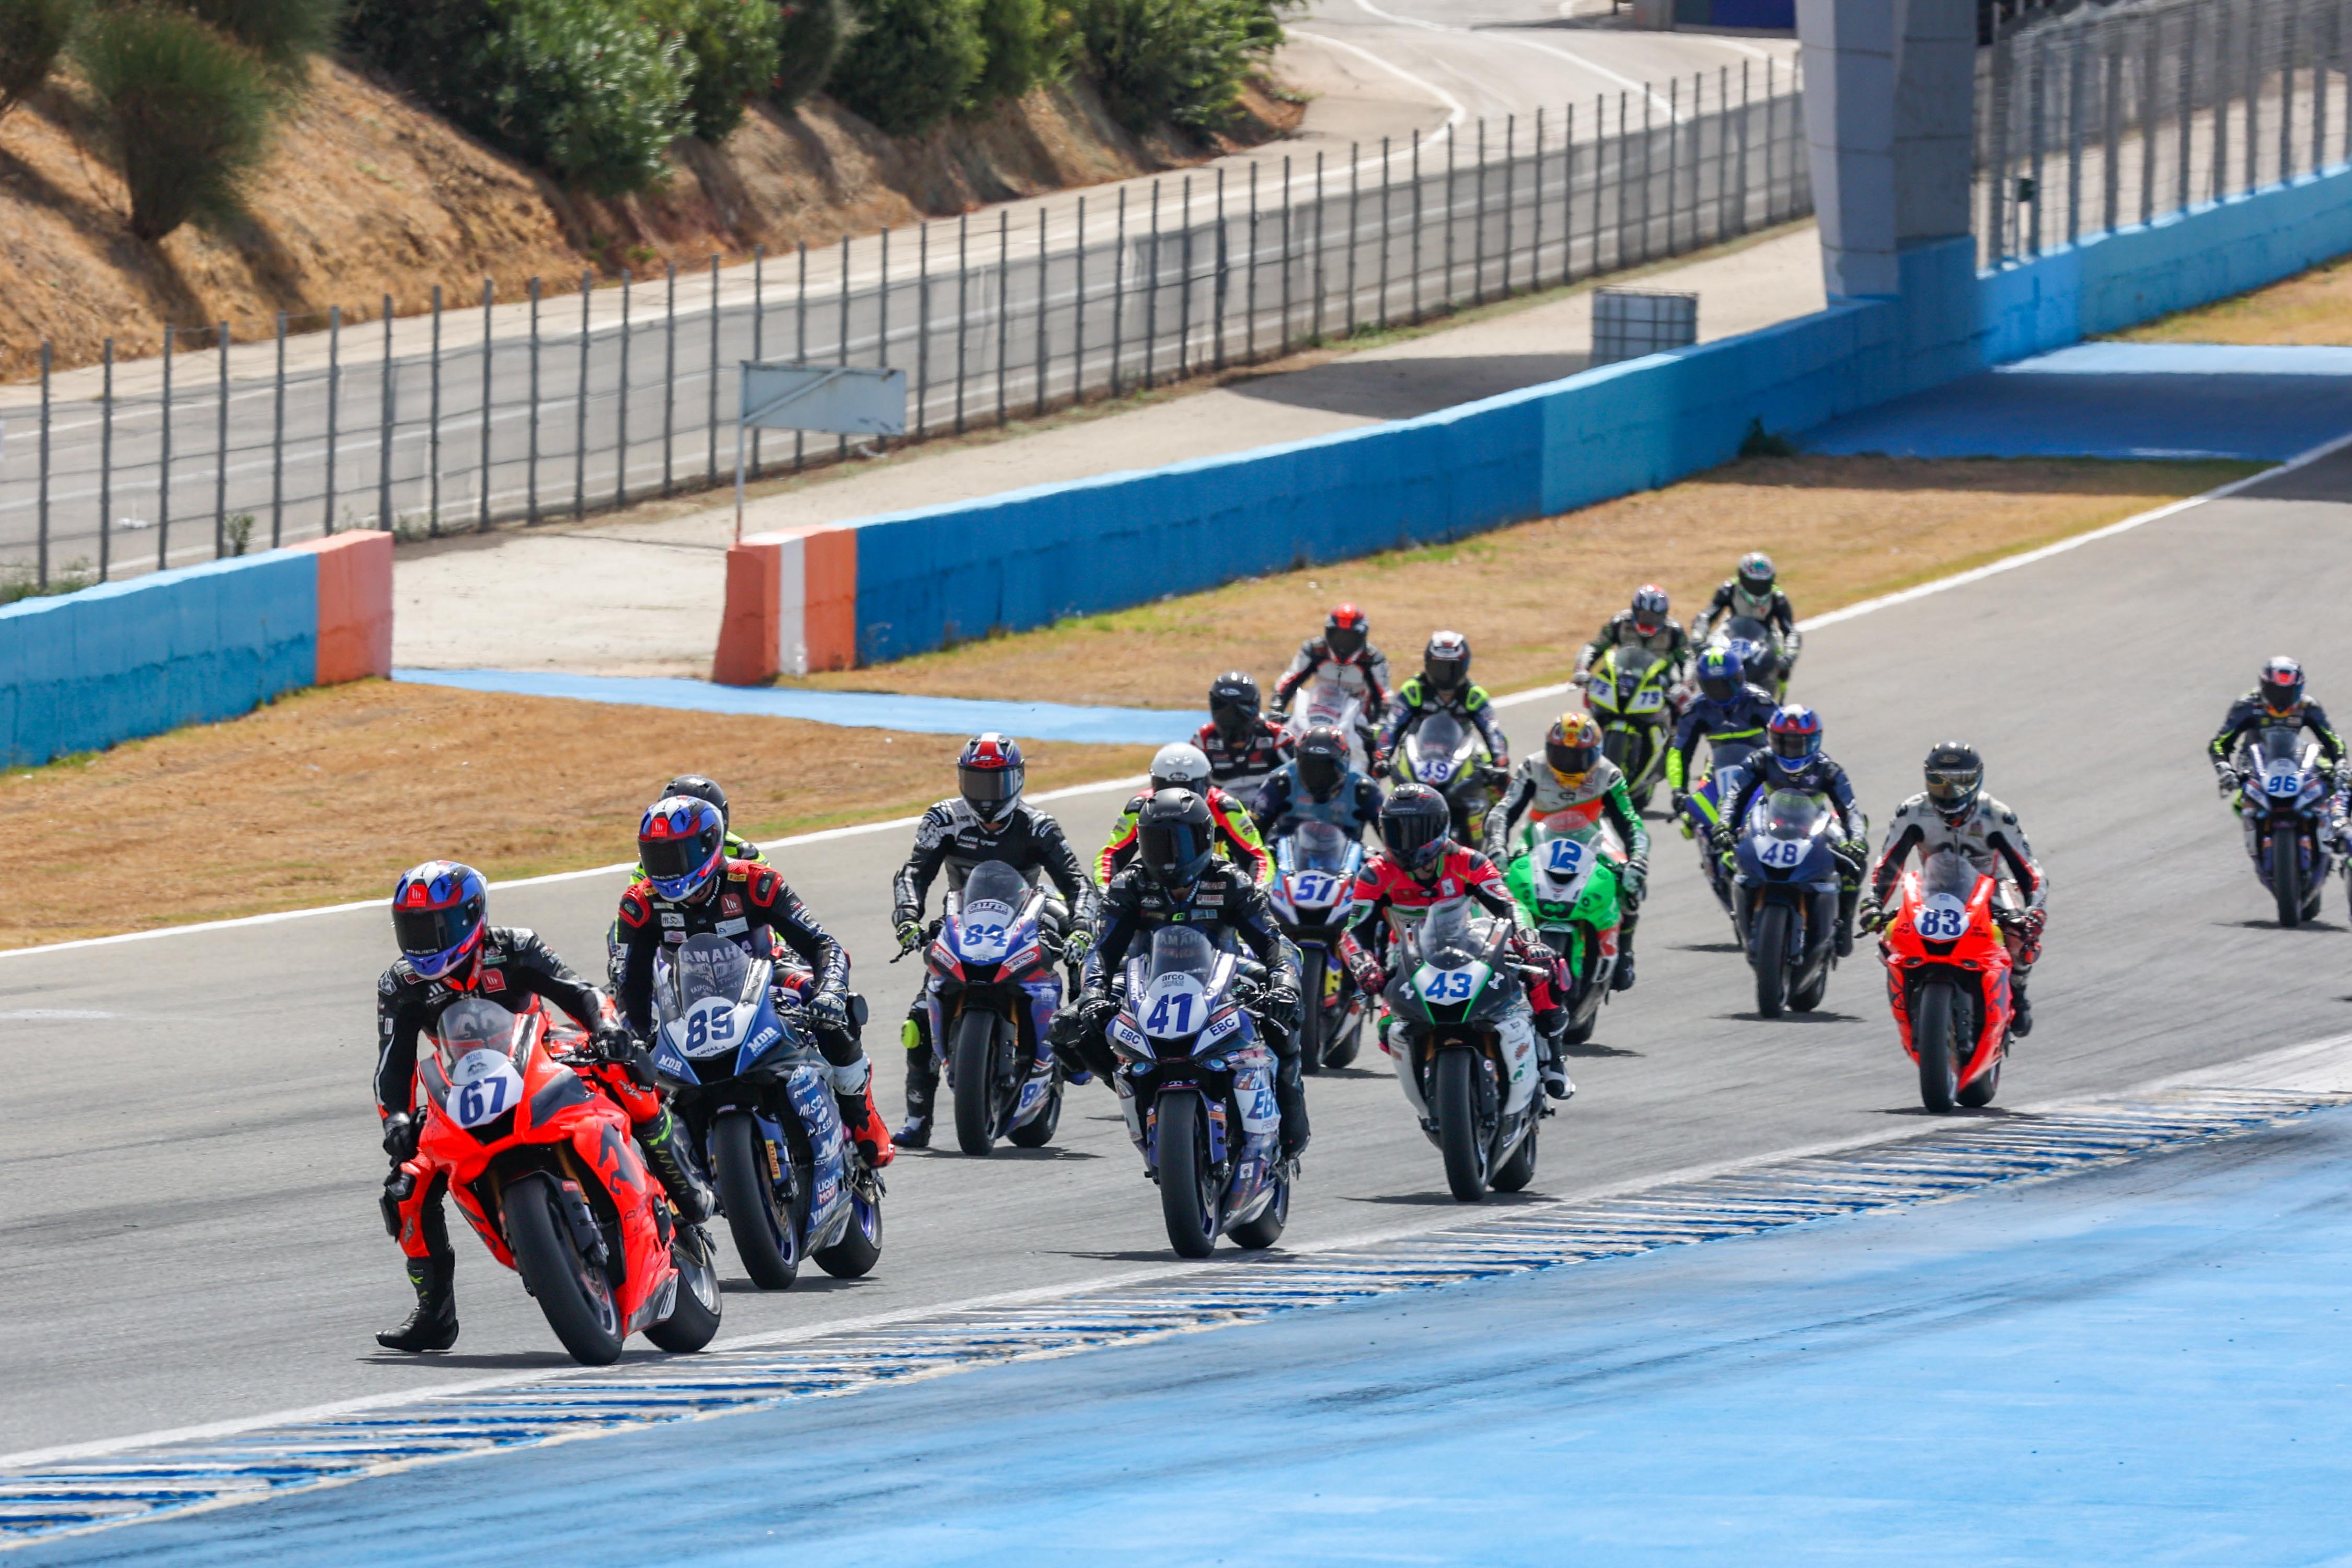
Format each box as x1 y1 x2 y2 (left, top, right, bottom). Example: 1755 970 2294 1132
1325 603 1369 660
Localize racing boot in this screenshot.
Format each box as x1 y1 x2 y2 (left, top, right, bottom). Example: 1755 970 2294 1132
1835 889 1859 959
1535 1029 1575 1101
1275 1056 1311 1161
376 1253 458 1353
897 1017 936 1149
834 1067 896 1168
1611 928 1638 991
635 1108 715 1224
2010 973 2034 1040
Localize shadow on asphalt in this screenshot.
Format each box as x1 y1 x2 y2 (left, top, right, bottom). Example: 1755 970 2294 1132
1340 1190 1552 1208
1872 1104 2035 1121
1716 1010 1866 1024
2220 919 2344 932
719 1273 877 1295
1563 1040 1642 1058
1223 353 1593 420
356 1351 580 1371
1676 942 1745 954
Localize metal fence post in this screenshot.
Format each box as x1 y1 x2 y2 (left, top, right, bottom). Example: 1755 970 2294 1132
955 213 971 432
708 254 722 483
1379 137 1393 327
1666 79 1679 255
997 208 1011 423
159 326 173 568
1762 64 1775 226
616 270 632 508
430 287 443 535
1346 145 1362 333
877 228 892 452
36 343 49 587
2026 40 2046 255
1313 154 1329 341
662 262 676 494
271 314 285 547
574 273 590 518
836 235 850 464
1410 133 1423 319
1037 205 1052 411
213 322 228 556
916 224 931 436
1143 181 1160 386
2142 13 2159 227
1112 188 1127 394
1530 112 1542 294
751 247 765 476
2284 3 2299 185
1566 102 1579 284
1074 196 1089 397
524 281 540 525
1501 117 1515 296
2180 7 2196 214
376 298 395 532
99 340 112 581
2243 0 2260 195
1280 158 1295 348
2067 42 2084 244
1245 169 1259 359
478 282 493 531
2314 1 2332 177
326 308 341 536
1444 131 1457 307
1174 180 1192 381
795 241 808 471
2104 32 2123 234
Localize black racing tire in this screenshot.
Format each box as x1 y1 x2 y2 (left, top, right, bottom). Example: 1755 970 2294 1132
1155 1093 1220 1258
712 1111 802 1290
812 1178 884 1277
1753 904 1792 1018
1791 963 1828 1013
952 1009 1006 1156
1323 1008 1364 1068
643 1225 723 1353
502 1172 625 1366
1434 1049 1491 1202
1007 1070 1063 1147
1958 1053 2001 1109
1490 1121 1538 1193
2274 827 2305 928
1297 948 1326 1075
1915 982 1961 1113
1225 1163 1290 1250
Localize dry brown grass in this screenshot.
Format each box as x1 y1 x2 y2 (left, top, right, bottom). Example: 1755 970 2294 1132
0 682 1147 949
796 456 2255 709
2117 253 2352 345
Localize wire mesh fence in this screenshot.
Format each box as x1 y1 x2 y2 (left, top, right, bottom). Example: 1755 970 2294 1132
1978 0 2352 267
0 64 1808 590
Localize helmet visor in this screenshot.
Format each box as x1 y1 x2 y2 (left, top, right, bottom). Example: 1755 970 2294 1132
960 763 1023 812
1770 729 1816 762
640 826 722 884
2261 679 2302 711
1424 655 1468 691
1140 820 1212 884
394 903 479 963
1546 734 1598 780
1924 767 1981 808
1298 751 1344 799
1380 809 1446 866
1210 698 1255 738
1699 675 1734 704
1326 624 1366 660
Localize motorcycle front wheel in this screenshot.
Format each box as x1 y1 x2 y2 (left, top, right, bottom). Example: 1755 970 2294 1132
1752 904 1793 1018
712 1111 803 1290
1491 1120 1538 1193
952 1009 1009 1156
1914 981 1961 1113
1007 1071 1063 1148
1434 1050 1492 1202
2274 826 2305 928
813 1175 884 1277
1297 948 1326 1075
502 1172 625 1366
1226 1163 1289 1250
643 1224 723 1353
1155 1093 1221 1258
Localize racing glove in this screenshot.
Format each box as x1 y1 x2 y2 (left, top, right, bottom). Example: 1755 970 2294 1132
593 1024 657 1090
893 914 926 955
808 988 851 1033
1346 949 1385 995
1669 789 1689 818
381 1111 420 1161
1857 896 1888 934
2216 767 2242 798
1063 921 1096 962
1619 860 1647 900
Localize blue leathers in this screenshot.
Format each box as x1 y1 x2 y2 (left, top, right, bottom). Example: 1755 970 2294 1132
1716 751 1871 953
1666 682 1779 795
1251 760 1385 842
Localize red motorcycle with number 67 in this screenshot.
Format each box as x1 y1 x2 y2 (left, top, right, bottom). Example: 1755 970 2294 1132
410 995 722 1365
1877 849 2013 1113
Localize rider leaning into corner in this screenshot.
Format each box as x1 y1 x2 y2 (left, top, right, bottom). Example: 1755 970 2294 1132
1273 603 1394 725
1860 742 2049 1038
1576 584 1693 688
1346 784 1577 1100
374 860 714 1352
1195 671 1295 790
1713 705 1873 956
1692 551 1803 693
1051 790 1311 1157
615 795 895 1162
1252 724 1386 843
889 734 1101 1148
2209 656 2349 853
1099 742 1272 887
1375 631 1512 770
1483 713 1652 990
1666 646 1779 837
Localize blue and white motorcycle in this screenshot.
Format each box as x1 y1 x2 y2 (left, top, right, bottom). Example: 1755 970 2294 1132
920 859 1067 1154
2239 727 2334 927
1728 787 1848 1018
1105 926 1291 1258
650 933 883 1289
1269 821 1367 1073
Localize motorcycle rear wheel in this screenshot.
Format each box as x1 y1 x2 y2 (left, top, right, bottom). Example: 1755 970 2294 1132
1752 905 1792 1018
1297 948 1326 1075
1435 1050 1492 1202
1155 1093 1221 1258
643 1225 723 1353
2274 829 2305 928
1491 1121 1538 1193
951 1009 1008 1156
712 1111 803 1290
502 1172 625 1366
1915 982 1961 1113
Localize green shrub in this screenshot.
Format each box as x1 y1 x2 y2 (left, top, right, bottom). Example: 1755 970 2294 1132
1068 0 1262 133
177 0 338 77
652 0 778 142
0 0 79 118
343 0 687 195
967 0 1060 107
828 0 982 136
77 3 275 240
768 0 840 109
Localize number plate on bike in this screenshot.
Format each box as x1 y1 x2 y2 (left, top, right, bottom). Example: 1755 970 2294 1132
671 995 747 1058
1916 893 1969 940
1142 974 1210 1037
1539 836 1587 887
444 1048 525 1128
957 899 1017 961
2265 765 2304 797
1416 963 1486 1003
1288 870 1343 909
1757 836 1808 869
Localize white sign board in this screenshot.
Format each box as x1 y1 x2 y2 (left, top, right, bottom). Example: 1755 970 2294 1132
739 363 906 437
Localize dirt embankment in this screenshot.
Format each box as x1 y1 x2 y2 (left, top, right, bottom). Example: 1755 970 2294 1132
0 64 1298 381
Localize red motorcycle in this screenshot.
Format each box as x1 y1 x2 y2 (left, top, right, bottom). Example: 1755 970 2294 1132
1877 850 2013 1112
408 995 721 1365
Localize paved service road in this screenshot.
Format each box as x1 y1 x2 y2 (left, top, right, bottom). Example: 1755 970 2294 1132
6 449 2336 1458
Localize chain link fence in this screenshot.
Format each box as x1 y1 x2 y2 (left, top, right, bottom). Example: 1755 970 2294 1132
1978 0 2352 267
0 63 1807 590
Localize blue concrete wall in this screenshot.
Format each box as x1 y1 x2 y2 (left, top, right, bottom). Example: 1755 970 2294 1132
835 162 2352 665
0 552 317 768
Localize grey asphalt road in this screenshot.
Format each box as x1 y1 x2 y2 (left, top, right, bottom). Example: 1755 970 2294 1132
0 1 1798 579
3 449 2345 1458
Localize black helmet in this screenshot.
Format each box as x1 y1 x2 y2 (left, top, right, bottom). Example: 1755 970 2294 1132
1209 670 1261 742
958 733 1025 827
2260 655 2305 716
663 773 730 826
1137 789 1215 890
1325 603 1369 661
1423 630 1471 696
1296 726 1348 801
1379 783 1452 875
1923 741 1984 823
1737 551 1775 596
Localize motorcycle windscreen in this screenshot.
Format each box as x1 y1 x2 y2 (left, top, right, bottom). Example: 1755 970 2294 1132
1529 819 1602 895
1292 819 1352 871
1409 712 1470 785
435 996 522 1074
673 931 758 1014
1616 648 1666 712
1411 895 1484 968
1724 614 1773 647
963 859 1031 906
433 997 529 1131
1920 848 1985 901
1139 926 1221 1040
1758 788 1827 839
2253 727 2317 801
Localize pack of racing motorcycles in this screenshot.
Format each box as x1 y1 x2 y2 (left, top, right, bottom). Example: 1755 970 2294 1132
367 549 2338 1366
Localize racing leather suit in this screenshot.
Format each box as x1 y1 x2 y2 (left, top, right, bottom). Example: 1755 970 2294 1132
1867 792 2047 1013
1666 683 1779 798
1064 860 1310 1156
1251 760 1385 843
606 831 765 990
1099 785 1272 887
1576 610 1691 682
890 800 1101 1133
1375 677 1512 769
1194 717 1295 791
1693 579 1802 679
1272 636 1393 720
2208 691 2349 856
1718 756 1871 950
1342 846 1573 1062
1483 755 1652 966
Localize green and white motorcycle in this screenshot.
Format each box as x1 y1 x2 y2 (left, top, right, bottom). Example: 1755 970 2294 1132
1380 898 1546 1203
1500 817 1624 1045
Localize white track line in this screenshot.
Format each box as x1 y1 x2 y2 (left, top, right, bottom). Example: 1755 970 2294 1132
8 437 2334 963
1352 0 1679 119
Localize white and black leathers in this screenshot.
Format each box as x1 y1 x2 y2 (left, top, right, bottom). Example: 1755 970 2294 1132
1869 792 2045 911
891 799 1100 930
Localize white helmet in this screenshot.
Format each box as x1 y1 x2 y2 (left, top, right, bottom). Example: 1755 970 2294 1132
1150 742 1213 793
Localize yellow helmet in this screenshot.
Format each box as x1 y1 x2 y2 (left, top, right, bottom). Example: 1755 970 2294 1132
1546 713 1601 789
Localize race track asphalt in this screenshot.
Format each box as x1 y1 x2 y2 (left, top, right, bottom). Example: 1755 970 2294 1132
4 450 2347 1457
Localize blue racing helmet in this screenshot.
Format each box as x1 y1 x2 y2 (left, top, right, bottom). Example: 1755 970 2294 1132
639 795 728 901
1697 647 1744 702
1765 705 1823 777
393 861 488 982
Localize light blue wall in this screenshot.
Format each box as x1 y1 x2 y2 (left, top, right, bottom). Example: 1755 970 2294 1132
834 162 2352 666
0 551 317 768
